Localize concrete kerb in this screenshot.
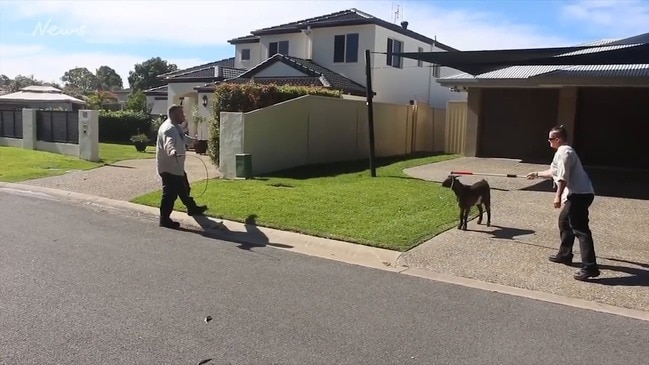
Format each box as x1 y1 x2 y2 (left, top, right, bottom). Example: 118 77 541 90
2 181 648 323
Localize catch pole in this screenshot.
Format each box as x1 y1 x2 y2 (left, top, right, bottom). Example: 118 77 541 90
451 171 528 178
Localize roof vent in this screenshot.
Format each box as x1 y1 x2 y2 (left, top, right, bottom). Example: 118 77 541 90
400 21 408 29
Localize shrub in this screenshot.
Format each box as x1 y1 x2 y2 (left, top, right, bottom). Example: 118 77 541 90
98 109 151 143
207 83 341 165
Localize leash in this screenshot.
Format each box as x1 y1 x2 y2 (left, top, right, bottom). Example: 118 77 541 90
175 153 210 198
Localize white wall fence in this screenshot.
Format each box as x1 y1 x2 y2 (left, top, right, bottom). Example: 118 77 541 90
0 109 100 162
219 95 446 178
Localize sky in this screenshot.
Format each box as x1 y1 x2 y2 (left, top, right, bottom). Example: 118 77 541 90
0 0 648 86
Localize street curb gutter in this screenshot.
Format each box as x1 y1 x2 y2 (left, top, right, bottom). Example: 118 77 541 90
2 182 648 323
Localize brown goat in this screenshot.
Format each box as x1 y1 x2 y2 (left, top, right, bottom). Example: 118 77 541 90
442 175 491 230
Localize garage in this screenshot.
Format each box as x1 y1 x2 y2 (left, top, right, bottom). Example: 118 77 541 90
478 88 559 163
574 87 649 170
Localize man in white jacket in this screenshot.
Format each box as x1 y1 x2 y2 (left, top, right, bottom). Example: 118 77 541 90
156 104 207 228
527 125 599 281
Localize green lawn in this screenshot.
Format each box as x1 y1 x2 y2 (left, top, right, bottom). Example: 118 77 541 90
0 143 154 182
132 153 467 251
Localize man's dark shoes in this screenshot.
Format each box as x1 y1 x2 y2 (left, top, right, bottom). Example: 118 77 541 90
188 205 208 216
548 254 573 265
573 268 600 281
159 219 180 229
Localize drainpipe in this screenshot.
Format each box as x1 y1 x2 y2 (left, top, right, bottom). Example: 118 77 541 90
427 39 434 107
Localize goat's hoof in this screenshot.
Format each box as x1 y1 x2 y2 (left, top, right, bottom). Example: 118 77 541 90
477 221 482 225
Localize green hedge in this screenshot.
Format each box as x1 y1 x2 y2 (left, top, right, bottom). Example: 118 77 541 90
208 83 342 165
98 110 152 143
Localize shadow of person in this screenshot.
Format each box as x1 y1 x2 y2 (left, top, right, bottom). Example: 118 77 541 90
467 224 535 240
189 213 293 251
587 264 649 287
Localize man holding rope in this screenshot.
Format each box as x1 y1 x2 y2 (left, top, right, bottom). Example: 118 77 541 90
527 125 599 281
156 104 208 229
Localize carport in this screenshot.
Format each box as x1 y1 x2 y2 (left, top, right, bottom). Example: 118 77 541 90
393 32 649 169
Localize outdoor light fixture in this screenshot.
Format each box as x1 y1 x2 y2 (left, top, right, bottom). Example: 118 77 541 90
202 95 208 107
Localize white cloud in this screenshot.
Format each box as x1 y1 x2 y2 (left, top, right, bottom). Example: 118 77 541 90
0 44 207 85
561 0 649 38
5 0 637 83
2 0 577 48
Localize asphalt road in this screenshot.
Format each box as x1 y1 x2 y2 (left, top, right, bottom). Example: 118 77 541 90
1 191 648 365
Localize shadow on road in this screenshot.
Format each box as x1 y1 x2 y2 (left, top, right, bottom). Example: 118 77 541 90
183 213 294 252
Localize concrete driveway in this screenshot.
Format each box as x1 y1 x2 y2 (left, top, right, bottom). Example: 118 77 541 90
398 157 649 312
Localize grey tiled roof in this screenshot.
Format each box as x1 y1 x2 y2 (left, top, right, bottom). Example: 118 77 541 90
221 67 246 79
225 76 326 87
228 54 367 95
228 8 456 51
143 85 167 95
228 35 260 44
161 57 237 79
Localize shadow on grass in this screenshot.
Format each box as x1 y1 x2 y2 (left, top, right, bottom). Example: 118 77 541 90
179 213 294 252
261 152 451 180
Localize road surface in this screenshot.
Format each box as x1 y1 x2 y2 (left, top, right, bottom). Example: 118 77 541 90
1 191 647 364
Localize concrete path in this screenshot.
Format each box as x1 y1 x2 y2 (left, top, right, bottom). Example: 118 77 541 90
22 153 219 201
399 157 649 312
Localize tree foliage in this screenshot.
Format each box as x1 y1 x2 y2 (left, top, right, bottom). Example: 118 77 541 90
95 66 123 90
125 90 150 114
128 57 177 92
61 67 99 94
0 74 58 92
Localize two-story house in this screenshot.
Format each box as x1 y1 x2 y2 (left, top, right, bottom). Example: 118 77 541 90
145 8 464 139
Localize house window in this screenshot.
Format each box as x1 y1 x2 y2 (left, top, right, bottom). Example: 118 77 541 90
269 41 289 56
386 38 403 68
417 47 423 67
333 33 359 63
241 48 250 60
432 65 441 78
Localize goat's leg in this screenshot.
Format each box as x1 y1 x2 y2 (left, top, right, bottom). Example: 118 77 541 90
485 202 491 227
477 204 484 225
462 207 471 231
458 208 464 230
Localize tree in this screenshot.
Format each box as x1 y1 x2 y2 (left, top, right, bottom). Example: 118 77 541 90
6 74 44 92
128 57 177 92
61 67 98 94
0 74 10 87
95 66 123 91
125 90 150 114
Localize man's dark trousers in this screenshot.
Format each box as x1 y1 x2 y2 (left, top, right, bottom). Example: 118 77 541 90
557 193 598 270
159 172 200 223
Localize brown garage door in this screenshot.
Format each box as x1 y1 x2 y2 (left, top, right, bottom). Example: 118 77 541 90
479 88 559 162
574 87 649 169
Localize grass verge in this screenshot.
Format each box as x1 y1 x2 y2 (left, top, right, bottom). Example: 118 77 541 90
132 152 467 251
0 143 154 182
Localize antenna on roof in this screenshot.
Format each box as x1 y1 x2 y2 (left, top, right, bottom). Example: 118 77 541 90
392 3 401 23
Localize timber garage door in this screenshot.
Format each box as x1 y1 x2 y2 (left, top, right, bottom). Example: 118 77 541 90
479 88 559 162
574 87 649 169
